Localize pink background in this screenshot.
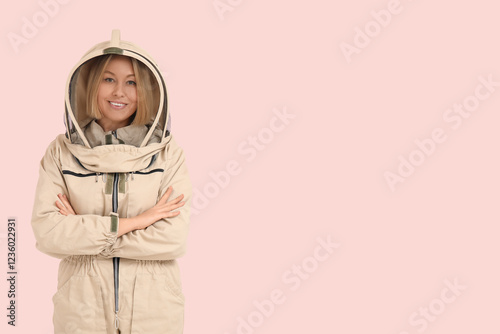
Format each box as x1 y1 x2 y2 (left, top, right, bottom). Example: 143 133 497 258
1 0 499 333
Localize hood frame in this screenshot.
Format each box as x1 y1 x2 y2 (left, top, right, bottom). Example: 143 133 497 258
63 29 169 149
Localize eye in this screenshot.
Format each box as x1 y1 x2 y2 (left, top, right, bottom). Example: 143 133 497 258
104 77 114 83
127 80 136 86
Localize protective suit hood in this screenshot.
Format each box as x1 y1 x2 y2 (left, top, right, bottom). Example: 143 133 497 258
62 29 171 173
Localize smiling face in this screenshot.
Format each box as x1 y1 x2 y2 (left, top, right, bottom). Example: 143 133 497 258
96 55 138 132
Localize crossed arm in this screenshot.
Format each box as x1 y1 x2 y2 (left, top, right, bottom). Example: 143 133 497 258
31 136 192 261
55 186 185 237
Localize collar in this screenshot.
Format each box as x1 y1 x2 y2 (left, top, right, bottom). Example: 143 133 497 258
83 120 149 148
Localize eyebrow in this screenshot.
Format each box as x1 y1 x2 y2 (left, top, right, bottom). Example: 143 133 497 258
104 70 135 77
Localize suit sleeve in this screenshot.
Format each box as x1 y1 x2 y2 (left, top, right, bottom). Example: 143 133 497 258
100 138 192 261
31 141 119 259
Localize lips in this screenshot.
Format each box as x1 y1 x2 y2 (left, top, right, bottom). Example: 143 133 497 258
108 101 127 109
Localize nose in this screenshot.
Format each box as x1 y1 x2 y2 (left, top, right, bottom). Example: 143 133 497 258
112 83 125 97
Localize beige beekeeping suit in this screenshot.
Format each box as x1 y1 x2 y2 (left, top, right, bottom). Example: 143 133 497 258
31 29 191 334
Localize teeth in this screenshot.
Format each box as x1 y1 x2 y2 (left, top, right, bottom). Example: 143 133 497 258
110 102 125 107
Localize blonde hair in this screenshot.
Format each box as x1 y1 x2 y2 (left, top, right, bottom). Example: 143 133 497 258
84 54 159 126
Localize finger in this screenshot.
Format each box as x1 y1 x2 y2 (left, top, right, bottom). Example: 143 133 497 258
56 205 69 216
55 200 68 212
55 200 64 210
170 201 186 209
63 195 77 215
160 201 185 214
56 201 68 216
158 186 174 204
163 211 181 218
57 194 68 206
58 194 71 207
159 199 185 212
57 194 76 215
166 194 184 206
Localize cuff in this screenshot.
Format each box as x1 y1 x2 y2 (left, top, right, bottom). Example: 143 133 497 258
100 212 119 258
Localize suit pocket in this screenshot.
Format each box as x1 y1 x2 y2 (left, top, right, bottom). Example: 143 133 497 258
61 169 106 216
131 273 184 334
52 275 107 334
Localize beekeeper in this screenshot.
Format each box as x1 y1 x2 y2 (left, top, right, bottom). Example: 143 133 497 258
31 29 192 334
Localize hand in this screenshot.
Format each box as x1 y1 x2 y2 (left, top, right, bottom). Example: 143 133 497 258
133 185 185 230
56 193 77 216
118 186 185 236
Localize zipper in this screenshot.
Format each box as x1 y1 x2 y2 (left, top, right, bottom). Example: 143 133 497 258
66 151 161 331
112 172 120 330
62 170 103 183
133 168 164 175
62 170 97 177
108 131 121 330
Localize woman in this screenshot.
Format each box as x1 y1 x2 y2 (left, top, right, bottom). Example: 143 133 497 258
31 30 192 334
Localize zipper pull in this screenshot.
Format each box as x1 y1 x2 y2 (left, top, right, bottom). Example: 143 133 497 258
131 172 135 181
115 312 119 329
95 172 100 183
